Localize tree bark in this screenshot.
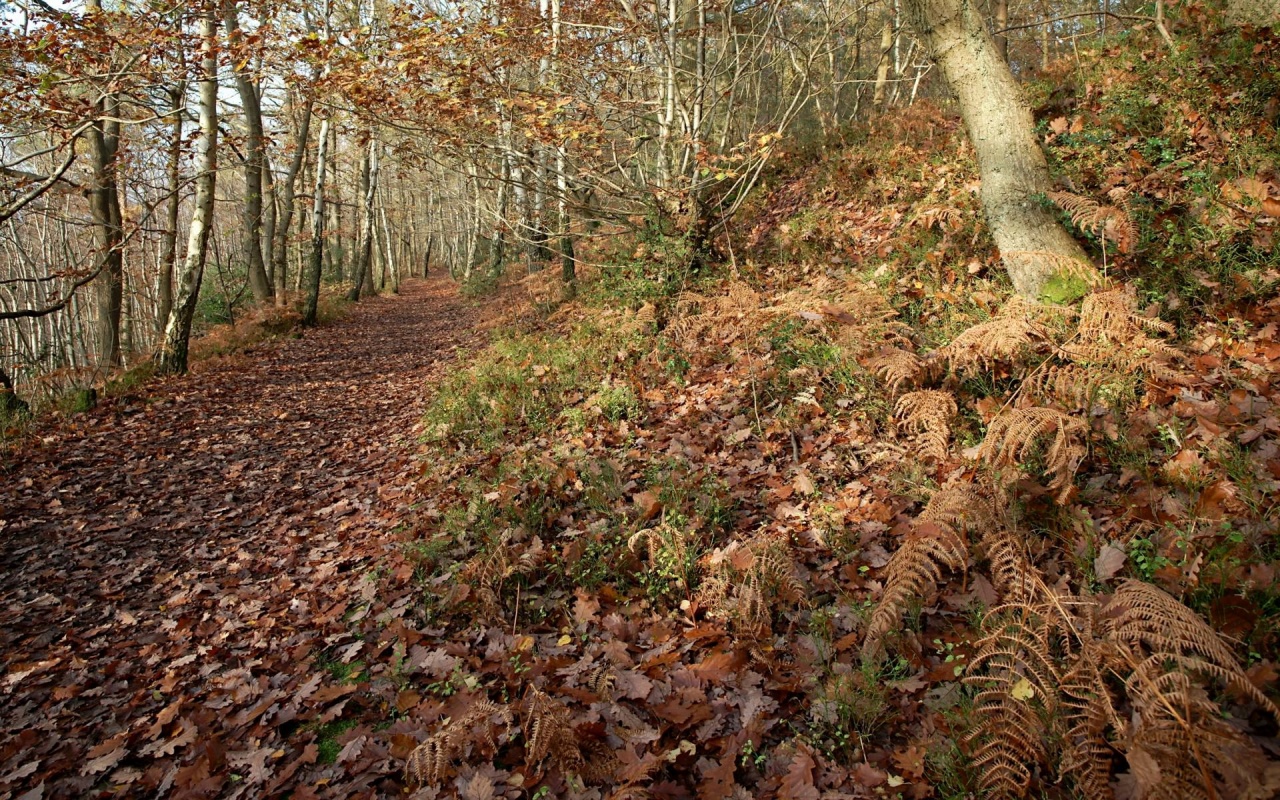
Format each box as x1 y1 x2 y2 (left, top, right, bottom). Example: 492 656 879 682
272 90 314 303
85 0 124 369
901 0 1090 301
348 136 378 301
157 6 218 375
157 80 185 340
224 0 272 304
873 17 893 112
302 114 331 326
993 0 1008 62
262 151 276 282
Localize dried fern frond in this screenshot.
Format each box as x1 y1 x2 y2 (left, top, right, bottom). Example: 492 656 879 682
965 611 1065 800
771 277 907 358
912 205 965 232
1059 640 1122 799
406 700 515 785
699 533 806 638
895 390 958 462
523 687 583 774
1061 287 1185 384
863 519 967 661
868 345 924 392
1121 688 1276 800
920 483 1001 534
1022 363 1109 409
979 528 1040 604
1048 191 1136 253
935 296 1049 375
979 407 1087 502
459 533 546 614
1105 580 1280 717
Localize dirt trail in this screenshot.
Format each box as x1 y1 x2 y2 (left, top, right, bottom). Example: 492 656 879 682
0 275 476 798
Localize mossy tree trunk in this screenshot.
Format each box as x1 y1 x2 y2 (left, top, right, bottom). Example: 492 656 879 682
901 0 1090 301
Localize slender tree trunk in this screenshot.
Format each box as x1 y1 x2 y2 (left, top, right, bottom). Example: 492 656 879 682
224 0 272 303
262 151 276 283
551 0 575 288
157 6 218 375
157 80 185 340
348 136 378 301
873 17 894 112
993 0 1008 62
303 114 331 325
901 0 1090 300
85 0 123 369
272 91 314 303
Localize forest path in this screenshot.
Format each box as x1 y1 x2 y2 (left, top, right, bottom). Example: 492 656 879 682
0 275 477 797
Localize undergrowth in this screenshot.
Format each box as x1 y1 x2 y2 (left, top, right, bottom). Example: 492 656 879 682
394 16 1280 800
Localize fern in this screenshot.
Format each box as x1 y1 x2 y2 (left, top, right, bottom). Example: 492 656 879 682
894 389 958 462
523 687 583 774
862 518 967 661
1049 190 1136 254
979 407 1087 503
868 345 924 392
979 528 1040 604
405 700 514 785
699 533 806 638
1106 580 1280 717
965 610 1064 800
936 295 1049 375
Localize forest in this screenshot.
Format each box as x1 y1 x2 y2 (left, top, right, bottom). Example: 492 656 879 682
1 0 1279 796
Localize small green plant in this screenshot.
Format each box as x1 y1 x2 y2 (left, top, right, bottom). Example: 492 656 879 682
808 660 903 761
312 719 359 764
315 654 365 685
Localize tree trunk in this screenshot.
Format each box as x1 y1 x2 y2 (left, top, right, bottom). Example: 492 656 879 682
348 136 378 301
873 17 893 112
157 6 218 375
157 80 185 340
86 0 123 369
901 0 1090 301
262 151 276 283
272 90 313 303
224 0 272 303
993 0 1008 62
302 114 331 326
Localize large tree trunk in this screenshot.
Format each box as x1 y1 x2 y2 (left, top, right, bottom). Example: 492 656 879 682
224 0 273 304
157 6 218 375
272 90 314 303
157 80 185 339
902 0 1090 301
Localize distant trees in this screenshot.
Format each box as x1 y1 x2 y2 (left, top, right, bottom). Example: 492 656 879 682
1 0 1197 396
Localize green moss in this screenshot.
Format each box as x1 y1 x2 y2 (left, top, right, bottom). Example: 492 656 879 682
1038 271 1093 305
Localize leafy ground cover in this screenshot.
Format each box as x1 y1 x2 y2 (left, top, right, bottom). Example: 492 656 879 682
0 277 482 797
1 21 1279 800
